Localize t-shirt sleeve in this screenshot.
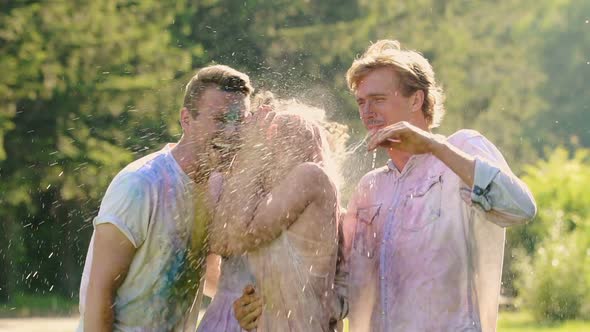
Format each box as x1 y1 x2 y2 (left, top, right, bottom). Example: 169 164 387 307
93 173 153 248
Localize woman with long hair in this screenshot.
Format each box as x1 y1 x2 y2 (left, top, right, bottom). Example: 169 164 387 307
198 95 347 331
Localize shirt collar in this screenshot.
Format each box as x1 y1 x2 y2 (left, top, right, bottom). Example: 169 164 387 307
386 153 430 177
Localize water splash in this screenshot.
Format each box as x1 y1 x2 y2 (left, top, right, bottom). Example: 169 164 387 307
344 134 370 155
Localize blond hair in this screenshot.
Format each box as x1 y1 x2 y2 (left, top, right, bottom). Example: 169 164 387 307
346 40 446 128
251 92 348 191
183 65 253 117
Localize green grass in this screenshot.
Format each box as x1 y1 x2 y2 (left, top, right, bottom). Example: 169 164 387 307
340 311 590 332
0 294 77 318
497 311 590 332
3 296 590 332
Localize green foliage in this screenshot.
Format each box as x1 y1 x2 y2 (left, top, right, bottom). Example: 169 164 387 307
526 0 590 151
513 148 590 321
497 310 590 332
512 148 590 255
0 0 203 302
514 225 590 322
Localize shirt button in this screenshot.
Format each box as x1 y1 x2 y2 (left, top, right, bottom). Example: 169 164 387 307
474 186 484 195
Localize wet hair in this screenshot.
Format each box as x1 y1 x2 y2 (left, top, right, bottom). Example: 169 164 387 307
183 65 253 117
251 92 348 191
346 39 446 128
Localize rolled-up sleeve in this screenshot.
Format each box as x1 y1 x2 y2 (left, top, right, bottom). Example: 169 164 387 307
458 131 537 227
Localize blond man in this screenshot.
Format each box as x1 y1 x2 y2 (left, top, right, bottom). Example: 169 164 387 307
342 40 537 332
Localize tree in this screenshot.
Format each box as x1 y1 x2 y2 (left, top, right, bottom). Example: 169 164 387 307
0 0 203 301
513 148 590 321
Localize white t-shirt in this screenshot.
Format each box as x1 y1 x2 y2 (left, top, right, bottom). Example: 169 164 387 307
77 144 208 332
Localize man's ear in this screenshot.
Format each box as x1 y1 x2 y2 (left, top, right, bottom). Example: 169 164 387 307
180 107 192 130
411 90 424 113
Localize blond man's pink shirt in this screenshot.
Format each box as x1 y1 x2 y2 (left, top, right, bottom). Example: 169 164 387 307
342 130 536 332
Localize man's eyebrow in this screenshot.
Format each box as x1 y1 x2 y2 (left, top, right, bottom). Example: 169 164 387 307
357 93 389 100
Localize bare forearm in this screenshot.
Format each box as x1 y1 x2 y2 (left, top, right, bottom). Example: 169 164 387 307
244 163 331 247
429 136 476 188
84 287 115 332
85 224 135 331
209 221 266 256
208 213 257 256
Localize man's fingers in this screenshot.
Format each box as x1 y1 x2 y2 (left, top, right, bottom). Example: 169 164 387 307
234 294 263 331
368 128 403 151
367 132 387 151
242 308 262 330
262 111 276 128
243 322 257 331
258 104 273 113
243 284 256 295
243 316 260 331
241 299 263 323
234 294 260 310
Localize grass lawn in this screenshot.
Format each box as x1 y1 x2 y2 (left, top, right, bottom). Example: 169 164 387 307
0 294 77 318
498 311 590 332
340 311 590 332
3 297 590 332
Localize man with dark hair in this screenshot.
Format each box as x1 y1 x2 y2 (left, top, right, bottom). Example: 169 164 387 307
77 65 253 332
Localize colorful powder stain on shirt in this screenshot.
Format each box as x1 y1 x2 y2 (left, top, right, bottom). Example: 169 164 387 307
77 144 209 332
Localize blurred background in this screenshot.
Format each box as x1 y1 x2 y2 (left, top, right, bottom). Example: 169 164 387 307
0 0 589 331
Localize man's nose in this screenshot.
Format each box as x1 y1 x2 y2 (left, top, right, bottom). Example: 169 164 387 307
360 101 374 119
